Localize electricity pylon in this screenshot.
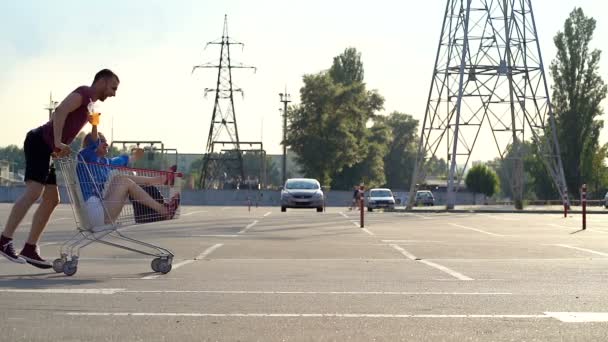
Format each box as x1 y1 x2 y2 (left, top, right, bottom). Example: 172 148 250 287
193 15 256 189
408 0 568 209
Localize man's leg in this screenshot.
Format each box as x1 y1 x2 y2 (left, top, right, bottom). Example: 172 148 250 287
26 184 59 245
2 181 45 238
19 179 59 269
0 181 44 263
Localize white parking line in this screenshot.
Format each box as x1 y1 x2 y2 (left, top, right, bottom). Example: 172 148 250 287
552 244 608 257
119 290 511 295
263 212 272 217
181 211 208 217
195 243 224 260
64 312 547 319
479 214 519 221
400 213 431 220
0 289 511 296
449 223 505 237
339 212 349 218
0 289 124 294
239 220 259 234
190 235 238 238
142 244 223 280
390 244 473 281
545 312 608 322
361 228 375 236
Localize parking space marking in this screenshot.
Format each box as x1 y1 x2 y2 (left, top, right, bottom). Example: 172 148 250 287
545 312 608 322
552 244 608 257
142 244 224 280
64 312 547 319
390 244 473 281
263 212 272 217
479 214 519 221
361 228 375 236
449 223 505 237
181 211 208 217
0 289 124 294
191 234 238 238
239 220 259 234
401 213 431 220
339 212 349 218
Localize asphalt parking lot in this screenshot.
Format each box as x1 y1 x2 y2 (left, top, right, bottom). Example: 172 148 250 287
2 204 608 341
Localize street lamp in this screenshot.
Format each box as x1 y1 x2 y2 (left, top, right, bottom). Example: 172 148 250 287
279 92 291 186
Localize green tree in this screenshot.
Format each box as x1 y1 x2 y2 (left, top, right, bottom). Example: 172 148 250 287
551 7 608 196
381 112 419 189
286 48 384 186
465 164 499 201
329 47 364 85
331 118 392 189
0 145 25 172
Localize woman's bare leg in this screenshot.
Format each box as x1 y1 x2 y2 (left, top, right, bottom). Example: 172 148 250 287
124 175 164 186
103 177 167 222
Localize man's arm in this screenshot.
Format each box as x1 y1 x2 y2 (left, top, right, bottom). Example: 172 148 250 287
53 92 84 156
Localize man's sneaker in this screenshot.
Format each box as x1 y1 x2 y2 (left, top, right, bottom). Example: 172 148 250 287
0 238 26 264
19 244 52 269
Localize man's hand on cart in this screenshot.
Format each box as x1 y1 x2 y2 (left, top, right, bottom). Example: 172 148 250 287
53 143 72 158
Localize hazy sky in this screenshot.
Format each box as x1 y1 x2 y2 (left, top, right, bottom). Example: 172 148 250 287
1 0 607 162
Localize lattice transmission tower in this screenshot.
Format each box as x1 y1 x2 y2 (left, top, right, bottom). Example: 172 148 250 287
193 15 256 189
408 0 569 209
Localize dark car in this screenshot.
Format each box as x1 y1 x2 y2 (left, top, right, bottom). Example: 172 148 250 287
414 190 435 206
281 178 324 212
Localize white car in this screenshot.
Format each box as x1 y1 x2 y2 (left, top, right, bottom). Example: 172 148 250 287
281 178 325 212
366 188 396 212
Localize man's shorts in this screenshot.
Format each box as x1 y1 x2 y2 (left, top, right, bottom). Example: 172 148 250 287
24 130 56 185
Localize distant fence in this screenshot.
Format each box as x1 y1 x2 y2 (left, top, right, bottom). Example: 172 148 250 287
1 186 599 207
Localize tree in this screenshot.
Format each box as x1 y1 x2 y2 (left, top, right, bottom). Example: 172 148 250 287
0 145 25 173
329 47 364 85
550 7 608 196
286 48 384 186
465 164 499 202
381 112 419 189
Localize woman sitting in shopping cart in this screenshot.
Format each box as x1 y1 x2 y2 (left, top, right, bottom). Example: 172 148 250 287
76 124 179 227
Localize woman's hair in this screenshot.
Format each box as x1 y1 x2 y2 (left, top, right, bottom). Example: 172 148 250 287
82 132 107 148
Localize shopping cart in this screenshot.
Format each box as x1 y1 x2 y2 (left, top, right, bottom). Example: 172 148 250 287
53 156 183 276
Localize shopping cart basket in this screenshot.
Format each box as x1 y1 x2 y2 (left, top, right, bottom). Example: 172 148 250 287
52 156 183 276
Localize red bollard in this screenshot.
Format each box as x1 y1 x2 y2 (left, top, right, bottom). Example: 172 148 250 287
360 195 365 228
563 188 568 218
582 184 587 230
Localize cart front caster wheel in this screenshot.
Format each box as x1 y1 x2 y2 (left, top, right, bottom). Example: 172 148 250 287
52 258 65 273
63 261 78 276
151 258 161 272
158 261 172 274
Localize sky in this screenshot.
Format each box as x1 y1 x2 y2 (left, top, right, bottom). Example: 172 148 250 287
1 0 607 163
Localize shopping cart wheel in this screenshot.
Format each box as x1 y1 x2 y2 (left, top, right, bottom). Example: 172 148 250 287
52 258 65 273
158 260 172 274
63 261 78 276
151 258 161 272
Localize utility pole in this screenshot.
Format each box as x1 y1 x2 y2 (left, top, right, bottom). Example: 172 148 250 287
44 92 58 120
279 92 291 185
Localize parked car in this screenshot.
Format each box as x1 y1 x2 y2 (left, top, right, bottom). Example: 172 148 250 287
414 190 435 206
604 191 608 208
366 188 396 212
281 178 324 212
